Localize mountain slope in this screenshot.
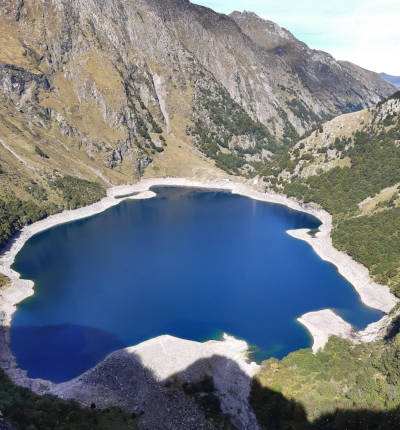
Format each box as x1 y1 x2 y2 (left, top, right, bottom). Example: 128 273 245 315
0 0 394 252
0 0 395 184
262 92 400 296
381 73 400 90
230 11 394 127
252 332 400 429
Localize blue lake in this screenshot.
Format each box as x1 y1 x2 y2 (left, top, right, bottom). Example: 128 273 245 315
11 187 382 382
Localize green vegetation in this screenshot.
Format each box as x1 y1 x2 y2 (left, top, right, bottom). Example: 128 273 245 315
277 106 300 146
52 176 106 210
251 332 400 429
182 376 235 428
0 273 10 288
24 182 48 202
34 145 49 159
286 99 320 125
332 208 400 295
377 91 400 108
214 152 245 172
265 109 400 295
284 124 400 215
0 368 137 430
191 83 280 174
0 196 56 250
198 86 272 145
0 176 105 251
307 228 320 238
150 141 164 153
118 70 164 160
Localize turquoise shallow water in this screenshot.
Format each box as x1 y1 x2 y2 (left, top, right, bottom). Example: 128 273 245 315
11 187 382 382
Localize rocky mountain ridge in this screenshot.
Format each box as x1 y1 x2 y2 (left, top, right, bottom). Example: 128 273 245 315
0 0 395 195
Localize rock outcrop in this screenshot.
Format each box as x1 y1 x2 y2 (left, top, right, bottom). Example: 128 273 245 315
47 334 259 430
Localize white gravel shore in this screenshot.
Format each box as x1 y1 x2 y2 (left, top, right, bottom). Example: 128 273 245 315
298 309 395 353
0 176 398 375
47 333 260 430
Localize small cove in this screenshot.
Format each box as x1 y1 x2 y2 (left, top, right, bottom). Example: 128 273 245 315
11 186 382 382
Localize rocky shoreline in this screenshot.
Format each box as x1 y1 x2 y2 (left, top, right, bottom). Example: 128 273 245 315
0 176 398 422
288 225 398 352
52 334 261 430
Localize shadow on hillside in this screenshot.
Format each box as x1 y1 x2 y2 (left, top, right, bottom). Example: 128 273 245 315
250 378 400 430
43 341 400 430
384 313 400 341
1 319 400 429
53 347 253 430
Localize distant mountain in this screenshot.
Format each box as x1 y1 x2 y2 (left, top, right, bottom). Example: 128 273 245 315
380 73 400 90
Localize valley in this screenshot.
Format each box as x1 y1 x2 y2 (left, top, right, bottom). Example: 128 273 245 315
0 0 399 429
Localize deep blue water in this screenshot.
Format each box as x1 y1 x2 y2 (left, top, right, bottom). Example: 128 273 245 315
11 187 382 382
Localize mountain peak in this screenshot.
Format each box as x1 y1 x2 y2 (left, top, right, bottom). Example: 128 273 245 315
230 9 294 43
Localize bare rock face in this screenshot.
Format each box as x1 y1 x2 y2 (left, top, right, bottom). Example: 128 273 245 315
0 0 395 186
51 335 260 430
229 11 394 130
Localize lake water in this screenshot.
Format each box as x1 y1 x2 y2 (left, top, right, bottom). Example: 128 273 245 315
11 187 382 382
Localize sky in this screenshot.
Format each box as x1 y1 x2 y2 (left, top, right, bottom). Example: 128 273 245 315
194 0 400 75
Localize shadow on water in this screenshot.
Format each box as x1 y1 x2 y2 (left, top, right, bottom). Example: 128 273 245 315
11 324 125 382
